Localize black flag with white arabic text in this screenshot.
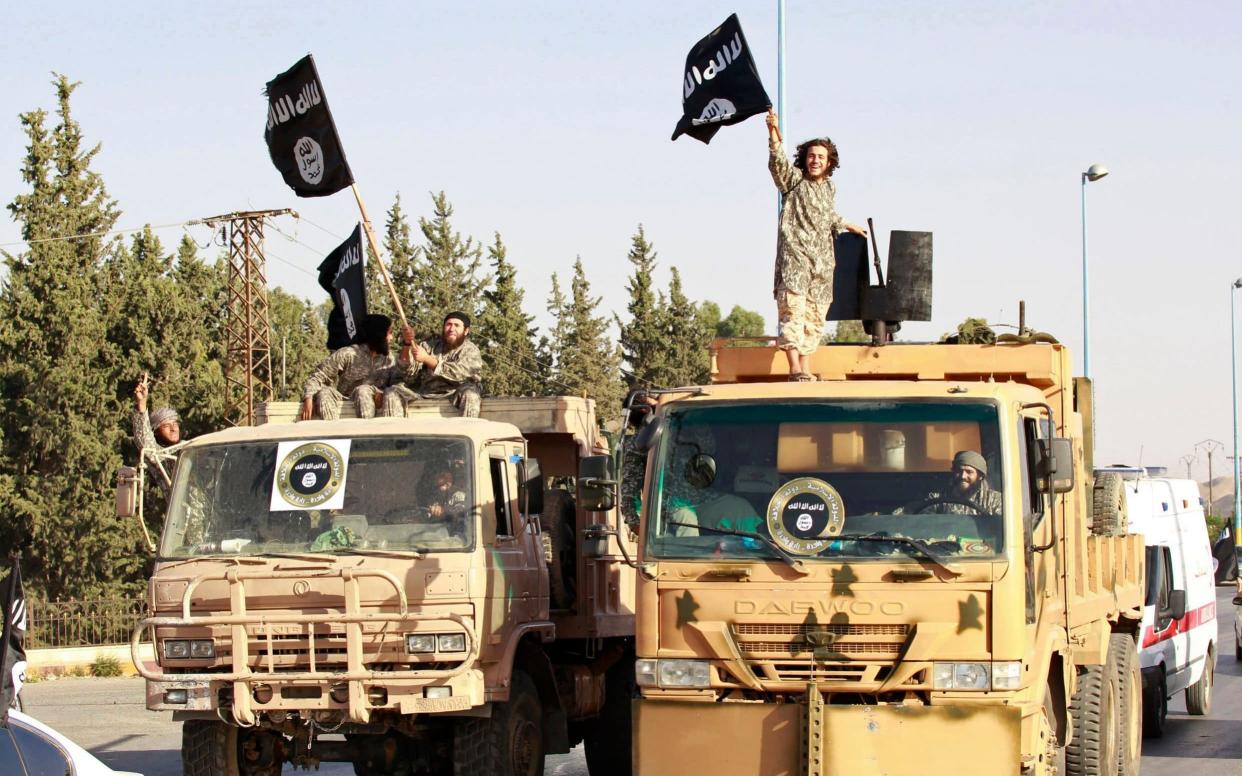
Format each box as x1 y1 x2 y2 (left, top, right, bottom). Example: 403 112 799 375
317 224 368 350
0 555 26 726
264 54 355 197
671 14 771 144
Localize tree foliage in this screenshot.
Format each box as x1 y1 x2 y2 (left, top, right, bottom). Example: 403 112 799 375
662 267 712 386
618 225 666 390
717 305 766 338
476 234 542 396
549 259 622 421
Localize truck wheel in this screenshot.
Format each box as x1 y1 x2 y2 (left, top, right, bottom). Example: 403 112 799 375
1091 474 1127 536
1065 661 1120 776
584 662 635 776
1142 669 1167 738
1110 634 1141 776
542 489 577 610
453 670 544 776
1185 645 1214 715
183 720 242 776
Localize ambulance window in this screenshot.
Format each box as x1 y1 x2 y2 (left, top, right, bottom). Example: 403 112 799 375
490 457 513 537
1145 547 1173 611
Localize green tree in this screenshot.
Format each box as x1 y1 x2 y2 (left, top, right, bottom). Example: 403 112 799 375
617 225 667 390
661 267 712 386
717 305 766 338
412 192 485 337
269 287 328 401
551 259 622 421
476 234 542 396
0 76 141 598
369 193 415 324
826 320 869 343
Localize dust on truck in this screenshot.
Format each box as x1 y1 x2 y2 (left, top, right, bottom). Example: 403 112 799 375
121 397 636 776
604 341 1143 776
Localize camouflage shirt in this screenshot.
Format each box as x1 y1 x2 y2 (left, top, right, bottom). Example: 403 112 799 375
910 480 1003 516
303 344 397 399
399 337 483 398
131 410 178 493
769 139 845 302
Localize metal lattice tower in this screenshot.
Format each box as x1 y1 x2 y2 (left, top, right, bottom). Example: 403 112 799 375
200 209 295 426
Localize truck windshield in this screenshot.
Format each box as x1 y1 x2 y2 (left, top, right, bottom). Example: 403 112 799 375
645 401 1005 562
161 436 473 557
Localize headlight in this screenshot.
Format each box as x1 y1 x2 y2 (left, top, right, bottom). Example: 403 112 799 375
164 640 190 659
933 662 1018 691
437 634 466 653
635 659 711 688
190 640 215 658
406 634 437 653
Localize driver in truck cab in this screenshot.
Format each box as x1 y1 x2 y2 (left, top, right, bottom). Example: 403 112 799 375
901 449 1002 515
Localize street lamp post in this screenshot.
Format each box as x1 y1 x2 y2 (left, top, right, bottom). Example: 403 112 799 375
1081 163 1109 378
1197 439 1224 517
1232 280 1242 545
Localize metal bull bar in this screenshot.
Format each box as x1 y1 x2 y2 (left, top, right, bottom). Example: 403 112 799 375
131 567 477 725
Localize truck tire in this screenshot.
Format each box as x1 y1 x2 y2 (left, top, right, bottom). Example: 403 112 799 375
1110 634 1141 776
1065 661 1120 776
1142 668 1167 738
584 662 635 776
1185 645 1214 715
453 670 544 776
183 720 242 776
542 489 577 610
1091 474 1127 536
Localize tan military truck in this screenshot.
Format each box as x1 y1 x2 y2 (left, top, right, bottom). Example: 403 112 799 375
119 396 635 776
583 341 1143 776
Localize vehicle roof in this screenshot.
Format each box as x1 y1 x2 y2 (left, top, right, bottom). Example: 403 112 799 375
184 417 523 450
7 709 142 775
1123 476 1206 537
658 380 1044 404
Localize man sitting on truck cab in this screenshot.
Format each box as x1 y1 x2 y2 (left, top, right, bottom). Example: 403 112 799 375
300 314 397 421
901 450 1002 515
383 311 483 418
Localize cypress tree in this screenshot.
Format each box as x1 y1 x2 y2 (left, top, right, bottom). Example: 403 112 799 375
476 233 541 396
413 192 485 336
553 259 622 422
662 267 712 386
617 225 667 390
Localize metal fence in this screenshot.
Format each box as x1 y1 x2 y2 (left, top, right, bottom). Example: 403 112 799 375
27 598 149 649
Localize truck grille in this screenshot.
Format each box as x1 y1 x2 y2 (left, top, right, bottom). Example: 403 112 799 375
733 622 909 657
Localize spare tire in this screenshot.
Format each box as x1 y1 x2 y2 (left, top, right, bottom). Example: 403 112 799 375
1092 473 1127 536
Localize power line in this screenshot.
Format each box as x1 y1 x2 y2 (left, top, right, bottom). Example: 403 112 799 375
0 219 200 249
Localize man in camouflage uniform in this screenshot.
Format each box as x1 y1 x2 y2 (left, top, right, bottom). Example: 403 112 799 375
766 108 867 381
383 311 483 418
131 377 183 495
301 314 396 421
619 392 659 529
904 450 1003 515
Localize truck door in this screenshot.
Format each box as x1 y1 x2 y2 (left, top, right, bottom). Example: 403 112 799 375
484 445 542 631
1019 413 1057 625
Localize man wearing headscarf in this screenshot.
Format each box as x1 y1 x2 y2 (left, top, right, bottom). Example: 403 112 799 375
907 450 1003 515
383 311 484 418
301 314 397 421
131 376 184 495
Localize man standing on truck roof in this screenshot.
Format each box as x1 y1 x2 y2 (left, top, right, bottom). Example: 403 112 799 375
383 311 483 418
131 375 183 494
767 108 867 382
903 450 1003 515
300 313 396 421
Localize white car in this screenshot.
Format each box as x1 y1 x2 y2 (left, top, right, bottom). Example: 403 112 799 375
1 708 143 775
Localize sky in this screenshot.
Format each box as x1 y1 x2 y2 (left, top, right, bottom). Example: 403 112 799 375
2 1 1240 478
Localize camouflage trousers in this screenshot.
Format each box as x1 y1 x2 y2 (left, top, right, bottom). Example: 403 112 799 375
314 385 382 420
776 289 828 356
382 384 482 418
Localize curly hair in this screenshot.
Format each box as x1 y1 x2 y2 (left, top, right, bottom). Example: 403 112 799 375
793 138 840 177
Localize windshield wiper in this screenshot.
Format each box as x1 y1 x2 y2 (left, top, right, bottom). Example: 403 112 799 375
260 552 339 563
332 548 425 560
833 533 962 577
666 521 807 574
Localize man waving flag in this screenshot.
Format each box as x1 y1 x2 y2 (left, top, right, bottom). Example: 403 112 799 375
672 13 772 144
0 554 27 725
264 54 355 197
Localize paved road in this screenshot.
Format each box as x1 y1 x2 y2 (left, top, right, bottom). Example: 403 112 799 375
18 587 1242 774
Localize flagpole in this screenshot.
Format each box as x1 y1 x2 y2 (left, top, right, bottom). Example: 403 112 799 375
350 184 409 329
777 0 786 140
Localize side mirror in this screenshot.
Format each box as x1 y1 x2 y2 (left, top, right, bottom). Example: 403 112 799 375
116 466 138 519
1036 438 1075 494
632 416 663 454
685 453 717 489
578 455 616 512
518 458 544 516
1168 589 1187 621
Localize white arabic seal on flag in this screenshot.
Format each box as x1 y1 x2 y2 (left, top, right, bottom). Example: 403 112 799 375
691 98 737 126
295 137 325 185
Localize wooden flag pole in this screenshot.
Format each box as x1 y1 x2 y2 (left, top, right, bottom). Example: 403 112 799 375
351 183 409 329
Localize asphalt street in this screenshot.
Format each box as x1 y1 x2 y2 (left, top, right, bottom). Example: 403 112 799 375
17 586 1242 775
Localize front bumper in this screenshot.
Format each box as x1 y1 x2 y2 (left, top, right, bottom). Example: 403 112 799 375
635 698 1023 776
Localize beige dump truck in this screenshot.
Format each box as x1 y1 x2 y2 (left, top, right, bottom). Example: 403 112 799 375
120 396 635 776
586 341 1143 776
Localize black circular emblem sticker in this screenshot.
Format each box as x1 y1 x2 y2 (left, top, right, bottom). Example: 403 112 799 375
276 442 346 508
765 477 846 556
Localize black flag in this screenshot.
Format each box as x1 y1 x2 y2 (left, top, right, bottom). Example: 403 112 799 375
671 14 771 144
317 224 368 350
0 555 26 726
264 54 355 197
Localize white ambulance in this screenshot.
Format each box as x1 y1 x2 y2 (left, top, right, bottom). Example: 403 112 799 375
1101 467 1218 737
